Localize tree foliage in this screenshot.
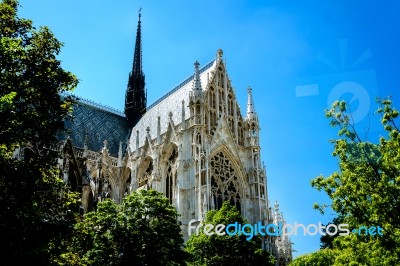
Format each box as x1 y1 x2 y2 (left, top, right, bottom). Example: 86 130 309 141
0 0 77 150
291 98 400 265
0 0 79 264
319 216 344 249
58 189 187 266
185 201 275 266
289 248 338 266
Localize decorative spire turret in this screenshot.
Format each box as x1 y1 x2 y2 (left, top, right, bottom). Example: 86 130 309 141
247 86 257 120
217 48 223 62
192 60 202 97
125 8 146 127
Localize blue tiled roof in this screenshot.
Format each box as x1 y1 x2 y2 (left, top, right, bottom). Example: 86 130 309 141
64 100 130 157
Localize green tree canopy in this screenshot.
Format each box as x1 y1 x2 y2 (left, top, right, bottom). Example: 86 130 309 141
0 0 79 264
58 189 187 266
185 201 275 266
0 0 77 150
289 248 337 266
291 98 400 265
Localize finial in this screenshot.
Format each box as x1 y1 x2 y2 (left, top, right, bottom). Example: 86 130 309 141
103 139 108 149
181 100 185 129
118 141 123 153
83 131 88 158
138 7 142 20
192 60 202 94
157 116 161 144
217 49 223 60
102 139 108 153
118 141 123 167
84 131 88 146
274 200 279 211
247 86 256 119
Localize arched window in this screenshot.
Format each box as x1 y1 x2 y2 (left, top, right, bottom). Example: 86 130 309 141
238 121 244 146
191 132 202 157
209 86 215 108
228 94 233 116
165 146 178 204
250 122 257 136
210 152 241 212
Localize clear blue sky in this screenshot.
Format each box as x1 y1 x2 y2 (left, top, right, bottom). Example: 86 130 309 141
18 0 400 257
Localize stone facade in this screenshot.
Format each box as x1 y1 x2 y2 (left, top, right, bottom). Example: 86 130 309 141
56 14 292 265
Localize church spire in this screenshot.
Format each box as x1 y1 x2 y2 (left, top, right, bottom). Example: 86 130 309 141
247 86 257 120
125 8 146 127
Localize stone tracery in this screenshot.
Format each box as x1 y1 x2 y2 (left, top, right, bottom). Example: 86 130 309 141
210 151 242 212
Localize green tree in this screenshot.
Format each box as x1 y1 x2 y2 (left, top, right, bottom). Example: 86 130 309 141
59 189 187 266
0 0 79 264
185 201 275 266
291 99 400 265
319 216 344 249
289 248 338 266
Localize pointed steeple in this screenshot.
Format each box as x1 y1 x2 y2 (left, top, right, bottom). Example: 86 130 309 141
192 60 202 96
247 86 257 119
125 8 146 127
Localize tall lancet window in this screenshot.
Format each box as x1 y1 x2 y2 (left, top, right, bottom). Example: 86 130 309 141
165 146 178 204
238 120 244 146
208 86 217 135
210 152 241 212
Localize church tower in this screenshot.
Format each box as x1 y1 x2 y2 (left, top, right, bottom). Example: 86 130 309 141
125 9 146 127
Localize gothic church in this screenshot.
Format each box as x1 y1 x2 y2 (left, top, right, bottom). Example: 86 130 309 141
59 11 292 264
